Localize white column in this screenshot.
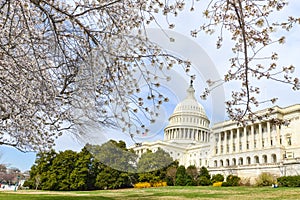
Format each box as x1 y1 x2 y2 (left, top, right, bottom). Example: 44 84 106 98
237 128 240 152
276 125 280 146
244 127 247 151
251 125 254 149
267 121 271 147
166 130 169 140
282 129 286 146
259 123 263 148
230 130 234 153
218 132 221 155
224 131 228 154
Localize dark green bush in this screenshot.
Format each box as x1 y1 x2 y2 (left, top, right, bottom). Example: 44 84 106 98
222 175 240 186
277 175 300 187
197 176 211 186
211 174 224 183
221 181 230 187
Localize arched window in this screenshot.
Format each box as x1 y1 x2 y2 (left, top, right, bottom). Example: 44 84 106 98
220 160 224 167
214 160 217 167
254 156 259 164
271 154 277 163
246 157 251 165
232 158 237 166
238 157 243 165
226 159 230 166
262 155 267 164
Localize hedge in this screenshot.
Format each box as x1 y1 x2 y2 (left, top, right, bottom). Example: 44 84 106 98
277 175 300 187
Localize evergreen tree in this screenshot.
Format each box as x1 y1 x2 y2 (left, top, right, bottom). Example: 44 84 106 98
197 166 211 186
175 165 189 186
25 150 57 190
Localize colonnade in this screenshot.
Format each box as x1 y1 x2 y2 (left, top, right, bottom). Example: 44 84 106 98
215 121 285 155
164 128 209 142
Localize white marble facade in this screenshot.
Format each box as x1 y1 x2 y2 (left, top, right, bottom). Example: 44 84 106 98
132 83 300 181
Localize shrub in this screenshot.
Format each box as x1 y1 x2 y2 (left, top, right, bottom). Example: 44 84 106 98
224 175 240 186
185 179 198 186
197 176 211 186
213 182 223 187
239 177 251 186
211 174 224 183
152 182 167 187
255 173 276 186
221 182 229 187
134 181 167 188
134 182 151 188
277 175 300 187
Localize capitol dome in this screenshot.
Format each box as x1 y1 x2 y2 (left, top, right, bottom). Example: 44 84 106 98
173 84 207 118
164 81 210 143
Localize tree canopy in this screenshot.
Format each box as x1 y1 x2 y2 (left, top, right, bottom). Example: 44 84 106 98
24 140 175 190
1 0 299 151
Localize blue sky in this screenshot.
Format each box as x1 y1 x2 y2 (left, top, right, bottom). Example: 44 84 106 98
1 1 300 172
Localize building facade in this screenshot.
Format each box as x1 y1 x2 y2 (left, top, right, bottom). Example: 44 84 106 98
132 83 300 182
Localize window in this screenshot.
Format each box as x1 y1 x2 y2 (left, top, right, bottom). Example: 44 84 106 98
262 155 267 163
271 154 277 163
254 156 259 164
246 157 251 165
232 158 237 166
280 136 282 145
246 141 249 149
287 136 292 146
238 158 243 165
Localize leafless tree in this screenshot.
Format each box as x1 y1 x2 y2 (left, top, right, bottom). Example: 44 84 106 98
0 0 299 151
195 0 299 124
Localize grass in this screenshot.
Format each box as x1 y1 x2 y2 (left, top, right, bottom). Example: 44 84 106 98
0 186 300 200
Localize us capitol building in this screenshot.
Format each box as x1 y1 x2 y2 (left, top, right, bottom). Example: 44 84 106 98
132 81 300 181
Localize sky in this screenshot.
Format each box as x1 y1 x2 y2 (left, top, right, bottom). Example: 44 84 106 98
1 1 300 172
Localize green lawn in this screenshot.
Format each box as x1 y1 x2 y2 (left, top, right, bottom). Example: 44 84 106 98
0 186 299 200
